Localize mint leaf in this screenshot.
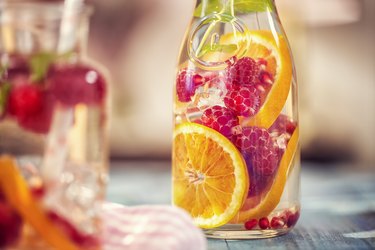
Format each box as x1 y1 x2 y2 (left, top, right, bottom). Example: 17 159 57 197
194 0 274 17
0 82 11 116
30 52 56 83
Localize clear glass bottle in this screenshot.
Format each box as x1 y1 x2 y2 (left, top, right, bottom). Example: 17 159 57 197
0 2 109 249
172 0 300 239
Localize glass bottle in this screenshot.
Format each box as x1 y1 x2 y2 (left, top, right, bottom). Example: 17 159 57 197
0 2 109 249
172 0 300 239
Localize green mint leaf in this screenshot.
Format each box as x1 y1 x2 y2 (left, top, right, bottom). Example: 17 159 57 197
30 52 57 83
0 82 11 116
194 0 273 18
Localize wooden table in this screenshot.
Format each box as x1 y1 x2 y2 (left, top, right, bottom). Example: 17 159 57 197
107 160 375 249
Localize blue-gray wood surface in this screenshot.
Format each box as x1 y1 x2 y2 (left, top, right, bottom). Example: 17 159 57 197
107 161 375 249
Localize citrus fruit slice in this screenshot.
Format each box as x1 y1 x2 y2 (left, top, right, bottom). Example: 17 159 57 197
231 126 299 223
221 30 293 129
172 122 249 228
0 155 79 250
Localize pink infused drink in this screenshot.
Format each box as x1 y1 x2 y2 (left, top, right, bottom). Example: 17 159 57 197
0 3 108 249
172 0 300 239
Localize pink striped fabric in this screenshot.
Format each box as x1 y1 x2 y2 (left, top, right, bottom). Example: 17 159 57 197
101 203 207 250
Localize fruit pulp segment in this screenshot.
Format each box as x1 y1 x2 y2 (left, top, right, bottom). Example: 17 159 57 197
173 123 249 228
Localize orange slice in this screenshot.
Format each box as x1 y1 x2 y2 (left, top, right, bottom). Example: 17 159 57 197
231 126 299 223
172 122 249 228
221 30 293 129
0 155 80 250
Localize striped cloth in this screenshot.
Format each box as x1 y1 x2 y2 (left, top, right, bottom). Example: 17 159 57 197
101 203 207 250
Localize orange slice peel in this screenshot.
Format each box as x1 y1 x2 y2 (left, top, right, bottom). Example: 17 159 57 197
0 155 80 250
221 30 293 129
172 122 249 228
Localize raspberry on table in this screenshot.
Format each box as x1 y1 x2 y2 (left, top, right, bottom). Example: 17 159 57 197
201 105 239 141
176 69 204 102
224 85 261 117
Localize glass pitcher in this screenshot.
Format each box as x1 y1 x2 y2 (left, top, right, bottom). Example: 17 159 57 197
172 0 300 239
0 2 109 249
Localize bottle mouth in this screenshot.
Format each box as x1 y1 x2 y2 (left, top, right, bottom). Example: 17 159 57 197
0 2 93 23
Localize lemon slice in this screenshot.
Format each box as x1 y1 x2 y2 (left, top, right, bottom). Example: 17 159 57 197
172 122 249 228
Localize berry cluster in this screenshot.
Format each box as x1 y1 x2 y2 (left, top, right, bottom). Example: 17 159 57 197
178 56 296 198
0 55 106 134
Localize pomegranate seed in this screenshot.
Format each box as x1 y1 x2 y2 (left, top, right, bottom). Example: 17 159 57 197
259 71 274 85
259 217 269 229
287 211 300 228
271 216 285 229
244 219 258 230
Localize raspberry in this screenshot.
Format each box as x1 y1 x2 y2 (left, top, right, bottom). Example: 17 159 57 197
224 85 261 117
49 65 106 106
176 69 204 102
243 153 273 196
201 105 239 140
252 143 280 176
8 84 54 134
235 127 280 176
234 127 272 153
225 57 260 87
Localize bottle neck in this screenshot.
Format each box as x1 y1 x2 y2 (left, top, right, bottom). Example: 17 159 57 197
196 0 275 16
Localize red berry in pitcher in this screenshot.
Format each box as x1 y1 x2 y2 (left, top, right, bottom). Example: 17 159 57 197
224 85 261 117
225 57 260 87
49 65 106 106
176 69 204 102
252 143 280 176
201 105 239 140
235 127 280 176
234 127 271 153
8 84 54 134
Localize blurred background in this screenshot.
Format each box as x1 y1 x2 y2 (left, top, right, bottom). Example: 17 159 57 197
84 0 375 167
12 0 375 167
